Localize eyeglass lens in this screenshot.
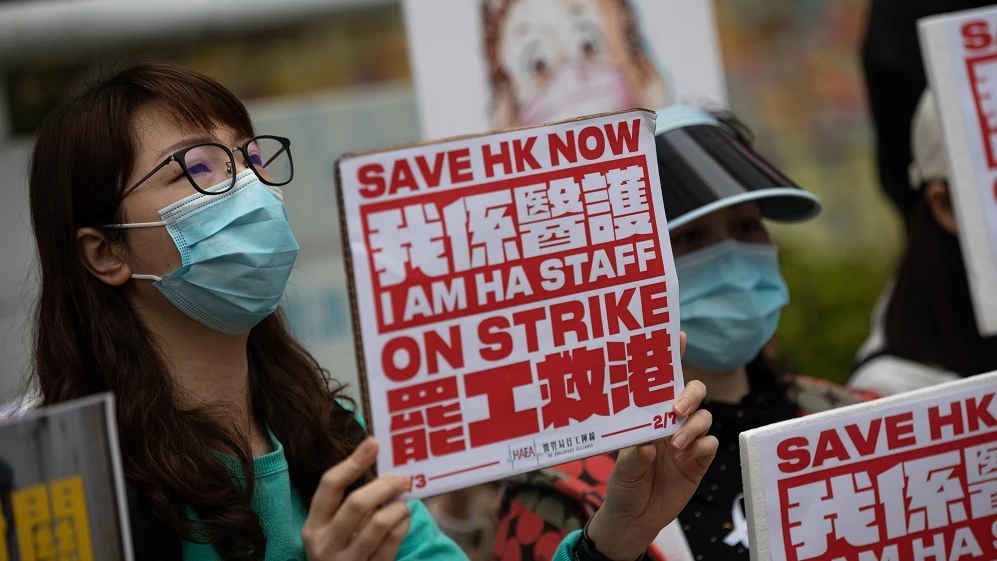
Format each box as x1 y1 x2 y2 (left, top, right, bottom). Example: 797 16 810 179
183 144 236 193
245 137 292 186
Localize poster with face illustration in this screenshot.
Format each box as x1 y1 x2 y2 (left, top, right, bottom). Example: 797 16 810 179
402 0 726 140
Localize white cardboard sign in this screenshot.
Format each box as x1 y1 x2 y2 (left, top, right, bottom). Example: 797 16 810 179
402 0 727 140
336 109 684 499
741 370 997 561
920 7 997 335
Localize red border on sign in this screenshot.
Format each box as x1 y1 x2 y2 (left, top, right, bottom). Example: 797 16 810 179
428 460 502 482
602 423 652 438
967 53 997 169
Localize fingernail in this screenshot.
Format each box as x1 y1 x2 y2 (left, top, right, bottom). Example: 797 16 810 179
672 433 688 450
675 398 690 415
364 438 378 458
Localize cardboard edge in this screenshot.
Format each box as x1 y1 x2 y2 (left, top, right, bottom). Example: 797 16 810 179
920 5 997 27
743 370 997 441
740 431 767 561
0 391 110 426
104 394 135 561
918 14 997 335
332 159 375 477
337 108 658 159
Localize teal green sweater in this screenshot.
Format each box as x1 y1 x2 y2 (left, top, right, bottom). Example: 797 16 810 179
182 425 582 560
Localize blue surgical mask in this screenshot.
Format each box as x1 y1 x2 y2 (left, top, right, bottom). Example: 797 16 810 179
111 169 300 335
674 240 789 372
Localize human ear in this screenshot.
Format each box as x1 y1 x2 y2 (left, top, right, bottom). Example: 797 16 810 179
76 227 132 287
925 181 957 235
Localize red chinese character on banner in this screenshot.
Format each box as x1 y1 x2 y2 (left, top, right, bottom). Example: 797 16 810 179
367 203 447 287
443 191 520 272
582 172 614 245
536 346 610 429
386 376 465 467
605 331 674 413
514 183 550 223
607 166 652 240
520 216 588 257
969 478 997 519
878 451 968 539
786 472 880 560
517 178 588 257
581 165 652 245
965 442 997 518
548 177 584 217
607 341 630 414
966 441 997 484
627 329 675 407
464 362 539 447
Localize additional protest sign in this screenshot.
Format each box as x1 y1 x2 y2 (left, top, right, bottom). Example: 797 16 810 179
920 7 997 335
336 109 684 498
740 370 997 561
401 0 726 140
0 393 133 561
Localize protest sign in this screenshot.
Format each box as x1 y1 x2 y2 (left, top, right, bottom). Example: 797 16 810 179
401 0 726 140
741 370 997 561
336 109 684 498
920 7 997 335
0 393 133 561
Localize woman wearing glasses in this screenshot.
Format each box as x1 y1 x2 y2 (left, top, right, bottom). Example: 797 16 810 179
27 62 716 561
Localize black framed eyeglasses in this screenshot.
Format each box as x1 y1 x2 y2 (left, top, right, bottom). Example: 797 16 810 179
120 135 293 200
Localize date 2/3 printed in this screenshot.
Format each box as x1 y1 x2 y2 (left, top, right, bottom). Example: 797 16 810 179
406 474 427 492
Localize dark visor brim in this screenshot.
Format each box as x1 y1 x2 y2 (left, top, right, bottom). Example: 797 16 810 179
655 124 822 230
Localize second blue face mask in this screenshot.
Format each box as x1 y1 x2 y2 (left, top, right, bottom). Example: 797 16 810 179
674 240 789 372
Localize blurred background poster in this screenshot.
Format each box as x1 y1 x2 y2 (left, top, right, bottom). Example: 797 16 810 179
0 0 900 404
402 0 727 139
0 394 132 561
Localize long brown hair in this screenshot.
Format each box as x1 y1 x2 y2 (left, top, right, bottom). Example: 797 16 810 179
883 189 997 376
28 61 358 560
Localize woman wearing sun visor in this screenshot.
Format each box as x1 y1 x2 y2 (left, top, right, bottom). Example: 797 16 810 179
491 106 874 561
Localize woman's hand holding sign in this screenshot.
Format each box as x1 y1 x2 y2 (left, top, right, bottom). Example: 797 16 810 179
587 333 719 561
302 439 412 561
303 332 714 561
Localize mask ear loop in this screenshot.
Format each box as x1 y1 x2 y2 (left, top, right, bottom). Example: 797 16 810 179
101 220 166 229
98 221 167 281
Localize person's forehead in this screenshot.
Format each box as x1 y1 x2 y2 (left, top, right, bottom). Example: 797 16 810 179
130 104 240 158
